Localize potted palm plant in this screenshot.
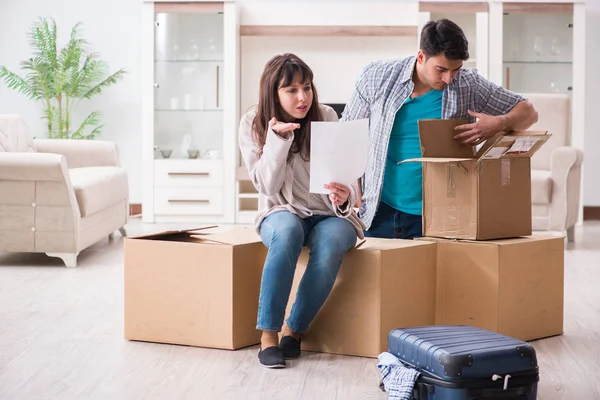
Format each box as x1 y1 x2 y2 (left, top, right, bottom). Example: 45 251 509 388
0 17 126 139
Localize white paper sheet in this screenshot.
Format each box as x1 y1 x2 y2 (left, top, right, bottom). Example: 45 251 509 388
309 118 370 194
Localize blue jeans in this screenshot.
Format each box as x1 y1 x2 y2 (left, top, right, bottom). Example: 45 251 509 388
257 210 357 333
364 201 423 239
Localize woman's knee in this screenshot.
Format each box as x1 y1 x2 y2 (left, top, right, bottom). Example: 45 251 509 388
260 211 305 249
313 219 357 259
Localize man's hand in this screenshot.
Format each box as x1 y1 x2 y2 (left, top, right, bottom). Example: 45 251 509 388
454 110 506 145
324 182 350 206
269 117 300 139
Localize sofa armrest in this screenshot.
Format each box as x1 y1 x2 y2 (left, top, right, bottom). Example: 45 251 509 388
33 139 120 168
0 152 82 253
0 152 71 181
548 146 584 231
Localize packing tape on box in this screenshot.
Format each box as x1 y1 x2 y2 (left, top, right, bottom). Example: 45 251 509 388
445 162 469 197
501 158 511 186
446 163 457 198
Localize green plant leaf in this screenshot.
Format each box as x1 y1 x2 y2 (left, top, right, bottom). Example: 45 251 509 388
72 110 102 139
80 68 127 99
0 17 127 139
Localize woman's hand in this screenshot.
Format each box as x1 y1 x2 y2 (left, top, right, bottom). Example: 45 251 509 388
324 182 351 206
269 117 300 139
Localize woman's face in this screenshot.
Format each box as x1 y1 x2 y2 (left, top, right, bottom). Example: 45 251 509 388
277 76 313 120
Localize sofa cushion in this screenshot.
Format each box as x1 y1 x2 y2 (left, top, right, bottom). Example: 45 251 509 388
531 169 552 205
69 167 128 217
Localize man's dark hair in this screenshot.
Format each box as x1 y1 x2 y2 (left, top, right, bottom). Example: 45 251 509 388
420 19 469 61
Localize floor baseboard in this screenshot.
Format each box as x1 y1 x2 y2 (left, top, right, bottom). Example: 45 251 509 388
129 203 142 216
584 206 600 221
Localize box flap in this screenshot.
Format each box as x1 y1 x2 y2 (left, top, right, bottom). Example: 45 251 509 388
354 238 367 249
129 226 218 240
417 235 564 246
357 238 435 251
401 157 473 164
418 119 476 158
475 130 550 163
190 227 262 246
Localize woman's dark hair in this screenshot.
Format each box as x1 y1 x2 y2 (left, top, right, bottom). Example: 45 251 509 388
420 19 469 61
253 53 322 162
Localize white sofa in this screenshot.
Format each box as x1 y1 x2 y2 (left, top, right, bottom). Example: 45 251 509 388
524 93 584 242
0 115 129 267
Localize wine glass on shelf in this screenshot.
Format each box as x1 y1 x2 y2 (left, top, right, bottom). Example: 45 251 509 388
509 37 520 62
533 36 542 61
550 38 560 58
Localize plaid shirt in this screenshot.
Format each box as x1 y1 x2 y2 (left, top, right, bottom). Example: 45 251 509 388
341 55 525 229
378 352 421 400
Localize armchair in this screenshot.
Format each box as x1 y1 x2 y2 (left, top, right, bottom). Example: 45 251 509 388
523 93 584 242
0 115 129 266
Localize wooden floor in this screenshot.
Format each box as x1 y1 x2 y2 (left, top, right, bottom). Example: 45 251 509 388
0 220 599 400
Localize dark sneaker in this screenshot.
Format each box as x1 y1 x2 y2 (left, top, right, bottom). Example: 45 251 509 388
258 346 286 369
279 336 302 359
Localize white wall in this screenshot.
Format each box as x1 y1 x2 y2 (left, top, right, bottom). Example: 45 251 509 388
584 1 600 206
240 36 416 114
0 0 144 202
239 0 420 115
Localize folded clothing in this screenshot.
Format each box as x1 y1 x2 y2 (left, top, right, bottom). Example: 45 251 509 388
377 352 420 400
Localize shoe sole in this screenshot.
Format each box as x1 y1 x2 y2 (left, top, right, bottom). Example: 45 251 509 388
260 363 286 369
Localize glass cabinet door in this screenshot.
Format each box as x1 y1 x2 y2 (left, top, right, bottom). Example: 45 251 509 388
153 10 224 160
503 9 573 94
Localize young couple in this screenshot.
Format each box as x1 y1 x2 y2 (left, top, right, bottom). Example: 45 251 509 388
239 19 538 369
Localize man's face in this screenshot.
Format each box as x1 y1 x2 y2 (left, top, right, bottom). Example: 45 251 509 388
417 50 464 90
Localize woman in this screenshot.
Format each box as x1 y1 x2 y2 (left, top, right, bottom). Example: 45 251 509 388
239 53 365 368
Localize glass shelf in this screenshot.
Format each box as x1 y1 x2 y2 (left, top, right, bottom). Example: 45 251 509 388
153 11 225 156
503 60 572 65
155 109 223 112
154 59 224 63
154 157 223 161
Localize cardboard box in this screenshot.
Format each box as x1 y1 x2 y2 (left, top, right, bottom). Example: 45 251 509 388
403 119 550 240
285 239 437 358
124 227 267 350
429 235 564 341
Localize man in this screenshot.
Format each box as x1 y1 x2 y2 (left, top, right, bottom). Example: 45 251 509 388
342 19 538 239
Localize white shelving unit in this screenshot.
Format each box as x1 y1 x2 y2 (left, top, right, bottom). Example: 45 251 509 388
141 0 240 224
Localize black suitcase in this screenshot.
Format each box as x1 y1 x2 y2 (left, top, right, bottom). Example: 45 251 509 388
387 326 539 400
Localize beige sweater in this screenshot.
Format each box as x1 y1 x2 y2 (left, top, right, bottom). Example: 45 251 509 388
238 104 366 238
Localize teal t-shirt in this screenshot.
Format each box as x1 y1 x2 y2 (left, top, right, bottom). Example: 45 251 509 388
381 89 443 215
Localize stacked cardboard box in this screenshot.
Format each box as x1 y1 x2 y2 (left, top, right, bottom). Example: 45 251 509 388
411 120 565 342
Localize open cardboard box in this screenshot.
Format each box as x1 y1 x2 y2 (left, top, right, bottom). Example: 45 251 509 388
401 119 550 240
124 226 267 350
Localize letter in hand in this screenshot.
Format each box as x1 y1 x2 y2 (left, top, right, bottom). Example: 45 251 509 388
324 182 351 206
269 117 301 139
